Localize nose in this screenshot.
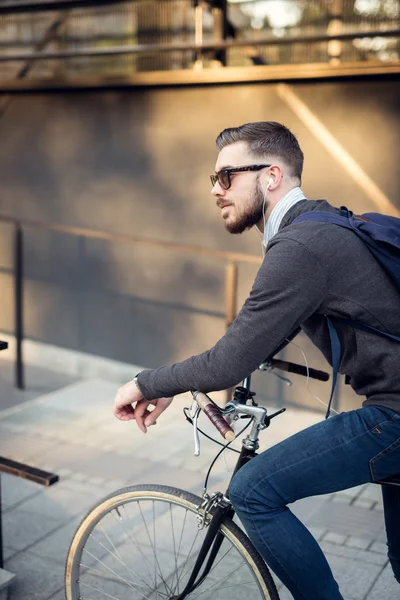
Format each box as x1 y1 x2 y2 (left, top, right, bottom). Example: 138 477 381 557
211 180 226 197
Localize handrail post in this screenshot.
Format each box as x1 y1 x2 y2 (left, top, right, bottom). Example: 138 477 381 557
225 260 238 329
225 260 238 402
0 475 3 568
14 223 24 390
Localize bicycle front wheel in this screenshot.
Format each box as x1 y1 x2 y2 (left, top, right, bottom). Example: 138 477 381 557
65 483 279 600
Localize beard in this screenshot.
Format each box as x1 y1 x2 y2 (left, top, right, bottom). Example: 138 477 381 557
224 179 266 234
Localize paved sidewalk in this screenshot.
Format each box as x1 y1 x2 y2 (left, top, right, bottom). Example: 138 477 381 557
0 378 399 600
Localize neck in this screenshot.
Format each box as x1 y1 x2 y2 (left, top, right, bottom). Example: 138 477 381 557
256 184 298 232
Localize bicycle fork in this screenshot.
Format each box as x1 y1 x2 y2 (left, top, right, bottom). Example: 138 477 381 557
170 498 234 600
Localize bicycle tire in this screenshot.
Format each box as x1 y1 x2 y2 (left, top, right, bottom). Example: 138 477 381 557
65 483 280 600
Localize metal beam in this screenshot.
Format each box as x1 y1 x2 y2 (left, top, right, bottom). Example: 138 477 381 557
0 28 398 63
276 83 400 217
1 60 399 91
0 0 127 15
0 457 59 486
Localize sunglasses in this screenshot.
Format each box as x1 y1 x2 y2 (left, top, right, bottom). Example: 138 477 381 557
210 164 271 190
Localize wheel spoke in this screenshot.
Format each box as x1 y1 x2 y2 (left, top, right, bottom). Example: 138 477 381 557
85 530 157 595
117 504 157 585
173 525 201 590
138 501 173 596
191 579 256 599
190 561 248 599
169 503 180 593
66 490 272 600
80 550 152 599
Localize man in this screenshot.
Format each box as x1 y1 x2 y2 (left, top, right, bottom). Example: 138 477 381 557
113 121 400 599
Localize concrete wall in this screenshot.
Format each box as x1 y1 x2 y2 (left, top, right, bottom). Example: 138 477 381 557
0 77 399 411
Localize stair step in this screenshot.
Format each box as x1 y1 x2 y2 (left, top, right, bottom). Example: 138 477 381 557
0 567 15 600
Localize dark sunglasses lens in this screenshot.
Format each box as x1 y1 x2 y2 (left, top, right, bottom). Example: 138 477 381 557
219 170 230 189
210 175 217 186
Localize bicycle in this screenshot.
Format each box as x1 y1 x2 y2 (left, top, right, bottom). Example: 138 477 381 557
65 356 331 600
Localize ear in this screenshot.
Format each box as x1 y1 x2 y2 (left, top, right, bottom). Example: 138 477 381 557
264 165 282 190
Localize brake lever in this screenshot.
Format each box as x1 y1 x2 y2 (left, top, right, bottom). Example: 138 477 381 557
193 406 201 456
259 362 292 386
272 371 292 386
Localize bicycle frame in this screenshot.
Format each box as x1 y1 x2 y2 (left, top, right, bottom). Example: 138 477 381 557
172 374 278 600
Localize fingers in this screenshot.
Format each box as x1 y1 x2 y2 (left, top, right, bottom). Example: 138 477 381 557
114 395 174 433
144 397 174 427
143 403 163 428
134 400 152 433
114 403 135 420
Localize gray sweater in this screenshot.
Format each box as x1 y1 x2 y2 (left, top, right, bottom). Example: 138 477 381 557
137 200 400 414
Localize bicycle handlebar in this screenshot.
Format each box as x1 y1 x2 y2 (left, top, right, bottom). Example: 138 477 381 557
267 359 330 381
191 358 329 444
193 391 235 442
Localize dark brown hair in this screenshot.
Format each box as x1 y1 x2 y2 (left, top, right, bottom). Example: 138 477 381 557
216 121 304 182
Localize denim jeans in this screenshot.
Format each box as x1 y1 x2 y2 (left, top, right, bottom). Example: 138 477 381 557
229 406 400 600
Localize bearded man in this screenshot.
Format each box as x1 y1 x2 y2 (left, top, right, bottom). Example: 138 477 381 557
113 121 400 600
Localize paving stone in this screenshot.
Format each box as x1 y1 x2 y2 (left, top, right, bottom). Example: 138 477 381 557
308 526 328 541
2 508 63 552
357 484 383 504
46 589 65 600
0 567 16 597
346 536 372 550
308 501 386 540
87 475 106 486
275 588 294 599
68 448 159 480
60 478 116 507
331 494 353 505
27 517 81 565
289 495 328 526
14 480 106 520
335 487 364 499
325 552 383 600
369 541 388 555
366 562 400 599
32 442 103 474
0 429 57 464
323 531 348 545
2 547 18 562
321 541 388 566
70 471 86 482
57 468 72 479
317 492 334 501
0 404 80 432
352 498 374 510
5 551 65 600
0 473 41 510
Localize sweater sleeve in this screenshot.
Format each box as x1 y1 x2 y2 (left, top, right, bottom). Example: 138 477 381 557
137 236 328 400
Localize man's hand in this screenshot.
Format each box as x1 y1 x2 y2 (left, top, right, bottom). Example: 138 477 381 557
113 379 173 433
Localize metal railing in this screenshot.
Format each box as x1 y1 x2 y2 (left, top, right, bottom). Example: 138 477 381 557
0 0 398 85
0 214 262 390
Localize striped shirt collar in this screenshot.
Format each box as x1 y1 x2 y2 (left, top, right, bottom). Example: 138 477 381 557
263 187 306 249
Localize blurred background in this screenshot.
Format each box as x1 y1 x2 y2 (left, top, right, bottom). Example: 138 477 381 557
0 0 399 414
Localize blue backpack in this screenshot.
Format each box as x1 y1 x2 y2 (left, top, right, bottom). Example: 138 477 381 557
292 207 400 418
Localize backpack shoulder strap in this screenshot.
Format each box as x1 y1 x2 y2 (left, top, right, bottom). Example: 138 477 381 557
292 210 351 228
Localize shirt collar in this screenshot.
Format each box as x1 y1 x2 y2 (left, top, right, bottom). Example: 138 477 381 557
263 187 307 249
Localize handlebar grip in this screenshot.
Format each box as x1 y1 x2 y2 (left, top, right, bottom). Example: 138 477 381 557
271 359 329 381
194 392 236 442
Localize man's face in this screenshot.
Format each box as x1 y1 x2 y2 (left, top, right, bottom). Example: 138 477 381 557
211 141 267 234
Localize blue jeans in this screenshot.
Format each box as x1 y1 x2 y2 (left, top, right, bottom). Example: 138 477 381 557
229 406 400 600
